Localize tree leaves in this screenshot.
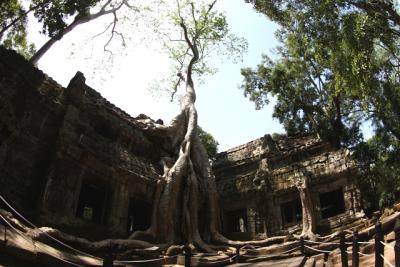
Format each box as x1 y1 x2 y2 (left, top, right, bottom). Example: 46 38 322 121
0 0 35 58
197 126 219 160
242 0 399 149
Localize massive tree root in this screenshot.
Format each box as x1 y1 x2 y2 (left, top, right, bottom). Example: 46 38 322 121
128 18 291 253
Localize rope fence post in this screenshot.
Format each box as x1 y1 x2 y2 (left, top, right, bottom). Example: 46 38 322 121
375 222 384 267
300 236 305 255
324 252 329 263
184 244 191 267
235 246 240 263
395 218 400 267
102 244 115 267
340 231 348 267
352 230 359 267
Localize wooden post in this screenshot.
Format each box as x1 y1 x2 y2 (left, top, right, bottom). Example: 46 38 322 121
300 236 305 255
103 244 114 267
394 218 400 267
184 244 191 267
352 231 359 267
375 222 384 267
235 246 240 263
340 231 348 267
102 254 114 267
324 252 329 263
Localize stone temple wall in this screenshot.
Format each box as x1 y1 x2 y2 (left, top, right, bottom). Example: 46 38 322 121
0 46 363 241
0 47 167 238
213 134 362 240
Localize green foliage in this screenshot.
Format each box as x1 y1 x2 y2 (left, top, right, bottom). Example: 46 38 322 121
197 126 219 160
244 0 400 210
353 135 400 210
148 0 248 96
1 0 99 58
243 0 400 148
0 0 35 58
32 0 98 38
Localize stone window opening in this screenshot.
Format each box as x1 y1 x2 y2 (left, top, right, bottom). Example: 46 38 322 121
76 181 107 223
127 197 152 233
319 187 346 219
225 209 247 233
281 199 302 227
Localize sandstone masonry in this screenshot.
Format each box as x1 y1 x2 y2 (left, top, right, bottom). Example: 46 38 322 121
0 46 362 241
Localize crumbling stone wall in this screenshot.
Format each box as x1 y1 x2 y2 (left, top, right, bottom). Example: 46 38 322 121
0 46 363 242
0 47 65 217
0 47 166 238
213 134 362 240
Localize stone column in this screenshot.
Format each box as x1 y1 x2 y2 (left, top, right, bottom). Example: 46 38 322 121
247 207 256 239
108 179 130 235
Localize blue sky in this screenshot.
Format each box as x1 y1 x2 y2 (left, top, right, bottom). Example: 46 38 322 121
29 0 285 151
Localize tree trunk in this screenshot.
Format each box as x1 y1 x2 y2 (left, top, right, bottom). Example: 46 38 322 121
294 171 317 240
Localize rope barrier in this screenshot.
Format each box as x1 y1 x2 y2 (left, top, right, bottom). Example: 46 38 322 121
194 254 237 264
0 214 36 247
116 254 181 263
345 240 374 245
304 245 332 254
0 195 101 260
239 244 255 250
0 214 84 267
116 257 164 263
357 241 374 245
305 239 339 245
358 251 373 257
191 252 220 257
381 254 394 267
281 245 301 254
380 241 394 250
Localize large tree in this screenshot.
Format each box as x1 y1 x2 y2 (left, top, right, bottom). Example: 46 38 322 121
128 0 250 251
0 0 142 63
243 0 400 145
242 0 400 239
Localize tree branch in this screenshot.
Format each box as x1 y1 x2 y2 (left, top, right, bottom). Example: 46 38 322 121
0 0 52 40
30 0 126 64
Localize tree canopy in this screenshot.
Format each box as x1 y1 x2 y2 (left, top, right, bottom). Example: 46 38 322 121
242 0 400 149
243 0 400 210
0 0 35 58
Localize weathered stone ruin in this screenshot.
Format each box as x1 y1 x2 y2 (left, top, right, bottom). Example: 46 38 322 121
213 134 363 240
0 45 362 245
0 47 166 239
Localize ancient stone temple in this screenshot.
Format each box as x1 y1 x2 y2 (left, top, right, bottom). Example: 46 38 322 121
0 46 362 241
0 47 165 238
213 134 363 240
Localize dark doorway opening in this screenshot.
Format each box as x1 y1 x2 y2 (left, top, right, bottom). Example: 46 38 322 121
320 188 345 219
281 198 302 226
127 198 152 233
225 209 247 233
76 181 106 223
